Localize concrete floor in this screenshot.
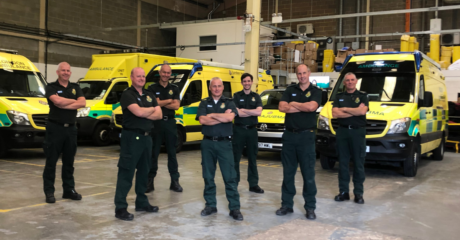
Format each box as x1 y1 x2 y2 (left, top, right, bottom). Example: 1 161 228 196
0 144 459 240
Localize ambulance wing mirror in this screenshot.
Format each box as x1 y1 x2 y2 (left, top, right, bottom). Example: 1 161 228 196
321 91 328 106
423 91 433 108
105 92 118 104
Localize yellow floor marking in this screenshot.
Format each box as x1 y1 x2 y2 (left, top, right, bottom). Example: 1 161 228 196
0 169 116 189
0 160 44 167
0 192 110 213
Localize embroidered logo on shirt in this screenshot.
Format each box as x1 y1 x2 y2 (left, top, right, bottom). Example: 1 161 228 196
292 94 297 96
72 89 76 95
137 98 141 101
57 90 63 94
240 99 244 101
207 105 212 107
252 97 255 101
355 97 360 103
169 90 173 95
220 103 225 109
146 96 152 102
339 99 344 101
156 92 160 95
306 91 311 97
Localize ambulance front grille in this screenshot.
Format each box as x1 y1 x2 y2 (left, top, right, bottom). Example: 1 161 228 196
257 123 285 132
32 114 48 127
331 119 387 135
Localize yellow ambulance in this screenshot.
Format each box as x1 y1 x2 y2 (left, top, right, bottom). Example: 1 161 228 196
76 50 196 146
111 61 274 152
0 49 48 157
316 51 448 177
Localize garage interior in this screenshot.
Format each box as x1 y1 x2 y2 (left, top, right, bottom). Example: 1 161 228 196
1 0 460 239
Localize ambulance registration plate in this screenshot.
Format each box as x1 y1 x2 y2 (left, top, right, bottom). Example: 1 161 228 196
258 143 273 149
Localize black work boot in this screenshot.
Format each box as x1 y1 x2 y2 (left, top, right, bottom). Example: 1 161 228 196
145 177 154 193
201 206 217 216
62 189 82 200
115 208 134 221
170 180 183 192
45 193 55 203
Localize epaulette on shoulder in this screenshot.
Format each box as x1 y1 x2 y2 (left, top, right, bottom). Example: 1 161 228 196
171 84 178 88
70 82 79 86
358 90 367 95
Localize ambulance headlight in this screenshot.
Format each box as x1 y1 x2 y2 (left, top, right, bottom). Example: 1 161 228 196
7 111 31 125
317 115 330 131
387 117 411 134
77 107 91 117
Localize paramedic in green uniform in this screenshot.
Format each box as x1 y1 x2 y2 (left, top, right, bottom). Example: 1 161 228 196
232 73 264 193
43 62 86 204
276 64 321 220
332 72 368 204
196 77 243 221
114 67 162 221
146 64 182 193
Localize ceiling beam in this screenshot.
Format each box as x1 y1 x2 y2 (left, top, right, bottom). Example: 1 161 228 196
141 0 210 18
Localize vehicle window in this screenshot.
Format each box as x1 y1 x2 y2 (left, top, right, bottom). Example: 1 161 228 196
330 60 416 103
206 80 232 98
260 90 284 110
145 69 191 93
0 69 47 97
181 80 202 107
79 81 111 100
108 82 129 103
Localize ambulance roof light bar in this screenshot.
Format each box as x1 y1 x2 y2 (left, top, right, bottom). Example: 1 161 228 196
0 48 18 54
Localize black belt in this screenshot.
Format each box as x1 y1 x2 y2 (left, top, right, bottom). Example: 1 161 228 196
48 119 75 127
162 115 175 121
286 128 314 133
204 135 232 141
235 123 257 129
339 125 364 129
123 128 150 136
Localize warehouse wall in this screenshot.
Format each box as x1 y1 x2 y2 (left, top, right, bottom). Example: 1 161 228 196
213 0 460 52
0 0 197 80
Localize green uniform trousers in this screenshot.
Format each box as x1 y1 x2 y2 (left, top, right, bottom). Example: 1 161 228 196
42 121 78 194
232 125 259 187
281 130 317 210
149 119 180 180
336 127 366 195
201 139 240 210
114 129 152 211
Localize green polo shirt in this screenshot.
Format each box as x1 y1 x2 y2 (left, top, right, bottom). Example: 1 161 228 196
120 87 158 132
233 90 263 126
45 80 84 124
280 83 322 130
196 96 238 137
332 89 369 127
147 82 180 118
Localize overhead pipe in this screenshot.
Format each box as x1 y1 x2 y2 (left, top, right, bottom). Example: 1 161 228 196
435 0 438 18
365 0 370 50
405 0 411 32
339 0 343 42
208 2 221 20
356 0 360 42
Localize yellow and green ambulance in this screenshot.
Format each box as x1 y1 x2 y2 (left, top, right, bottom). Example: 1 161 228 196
76 51 196 146
0 49 48 157
111 60 274 152
316 51 448 177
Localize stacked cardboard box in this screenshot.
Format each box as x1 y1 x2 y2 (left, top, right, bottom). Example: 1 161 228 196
270 62 287 71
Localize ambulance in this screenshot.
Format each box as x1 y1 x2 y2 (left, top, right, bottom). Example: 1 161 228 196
0 49 48 157
76 50 197 146
111 60 274 152
316 51 448 177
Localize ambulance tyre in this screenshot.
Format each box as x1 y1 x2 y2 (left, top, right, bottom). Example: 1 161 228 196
0 136 7 158
403 143 420 177
432 137 445 161
92 123 112 146
175 129 184 153
320 154 336 170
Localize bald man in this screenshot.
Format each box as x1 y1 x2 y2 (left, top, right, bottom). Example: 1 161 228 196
113 67 162 221
146 64 182 193
43 62 86 204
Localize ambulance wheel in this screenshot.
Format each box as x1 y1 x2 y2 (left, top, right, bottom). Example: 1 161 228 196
0 136 7 158
403 143 420 177
175 129 184 153
92 123 112 146
432 137 445 161
320 154 336 170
